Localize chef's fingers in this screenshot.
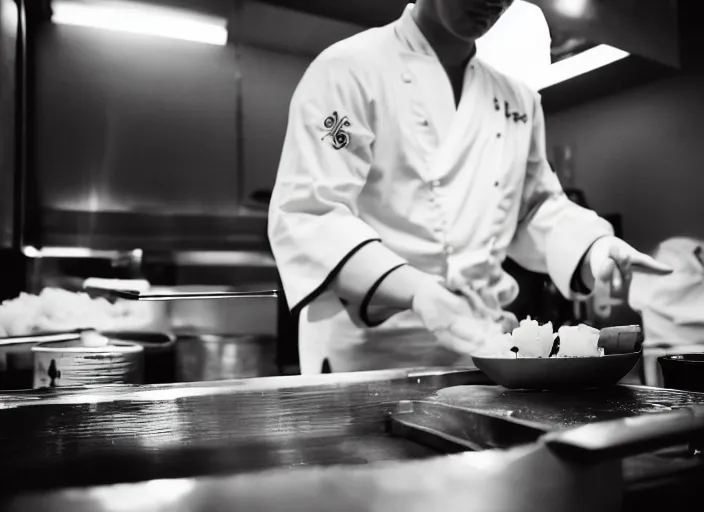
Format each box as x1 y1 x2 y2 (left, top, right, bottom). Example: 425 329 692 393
435 321 478 354
445 318 503 351
628 253 674 276
478 287 501 312
498 311 519 333
455 285 492 317
456 284 502 321
611 263 623 293
595 257 617 283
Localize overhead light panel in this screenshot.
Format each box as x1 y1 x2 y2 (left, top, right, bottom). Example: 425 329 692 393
537 44 630 90
51 0 228 46
555 0 590 18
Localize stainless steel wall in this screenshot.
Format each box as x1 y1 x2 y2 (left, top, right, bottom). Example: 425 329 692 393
0 0 18 249
22 0 363 251
33 24 240 217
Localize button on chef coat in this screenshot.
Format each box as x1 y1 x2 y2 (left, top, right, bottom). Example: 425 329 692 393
268 4 613 374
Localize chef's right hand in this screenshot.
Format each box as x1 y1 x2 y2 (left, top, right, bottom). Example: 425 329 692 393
411 281 506 356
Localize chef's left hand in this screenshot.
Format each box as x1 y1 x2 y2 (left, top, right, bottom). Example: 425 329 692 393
583 236 673 292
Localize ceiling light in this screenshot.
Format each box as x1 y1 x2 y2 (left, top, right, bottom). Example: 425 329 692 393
51 1 228 46
537 44 630 90
555 0 590 18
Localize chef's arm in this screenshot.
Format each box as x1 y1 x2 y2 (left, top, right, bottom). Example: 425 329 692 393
268 54 419 321
331 242 438 308
507 97 613 299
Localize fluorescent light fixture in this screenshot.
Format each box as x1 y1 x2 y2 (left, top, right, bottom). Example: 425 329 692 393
21 246 142 259
555 0 589 18
52 1 228 46
538 44 630 90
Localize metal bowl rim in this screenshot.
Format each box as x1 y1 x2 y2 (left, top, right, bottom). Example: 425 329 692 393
31 339 145 354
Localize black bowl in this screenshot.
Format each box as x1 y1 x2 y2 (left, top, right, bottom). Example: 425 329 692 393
658 354 704 392
472 352 641 390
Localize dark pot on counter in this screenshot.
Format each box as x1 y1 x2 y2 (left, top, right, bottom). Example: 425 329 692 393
659 354 704 392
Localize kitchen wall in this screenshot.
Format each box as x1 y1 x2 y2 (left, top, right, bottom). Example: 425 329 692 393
545 72 704 253
34 23 241 215
25 0 363 250
31 0 363 214
0 0 18 249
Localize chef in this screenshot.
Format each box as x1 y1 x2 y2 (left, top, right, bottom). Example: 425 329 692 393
268 0 671 374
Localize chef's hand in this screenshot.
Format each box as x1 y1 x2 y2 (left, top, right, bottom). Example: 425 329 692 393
458 283 520 334
583 236 673 292
411 281 506 355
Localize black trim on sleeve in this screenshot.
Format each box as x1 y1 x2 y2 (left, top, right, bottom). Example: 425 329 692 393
290 238 382 319
571 253 592 295
359 263 408 327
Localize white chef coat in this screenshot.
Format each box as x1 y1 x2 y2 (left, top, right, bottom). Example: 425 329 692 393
268 4 613 374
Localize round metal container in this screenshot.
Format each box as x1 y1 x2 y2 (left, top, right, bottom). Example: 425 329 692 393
32 339 144 388
658 354 704 392
176 334 278 381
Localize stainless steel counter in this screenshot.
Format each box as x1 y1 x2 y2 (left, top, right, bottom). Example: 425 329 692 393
0 368 485 492
0 368 702 511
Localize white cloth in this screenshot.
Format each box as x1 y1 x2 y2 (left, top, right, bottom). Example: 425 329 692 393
268 5 613 374
629 237 704 348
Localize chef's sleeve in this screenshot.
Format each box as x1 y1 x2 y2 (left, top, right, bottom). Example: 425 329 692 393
507 97 614 299
268 53 407 315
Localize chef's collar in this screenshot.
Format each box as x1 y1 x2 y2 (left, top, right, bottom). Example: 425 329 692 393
395 4 477 66
395 4 436 57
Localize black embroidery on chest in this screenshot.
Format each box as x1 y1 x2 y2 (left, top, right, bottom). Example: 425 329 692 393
494 97 528 124
321 111 351 150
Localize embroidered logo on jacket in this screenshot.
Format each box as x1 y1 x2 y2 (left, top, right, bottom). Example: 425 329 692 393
321 111 351 150
494 97 528 124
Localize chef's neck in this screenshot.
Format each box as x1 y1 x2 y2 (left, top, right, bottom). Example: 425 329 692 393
411 6 476 69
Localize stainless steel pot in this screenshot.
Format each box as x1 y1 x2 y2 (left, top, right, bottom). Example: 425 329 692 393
32 338 144 388
0 330 175 389
175 334 278 381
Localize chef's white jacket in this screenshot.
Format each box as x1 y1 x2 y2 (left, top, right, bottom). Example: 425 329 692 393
268 5 613 374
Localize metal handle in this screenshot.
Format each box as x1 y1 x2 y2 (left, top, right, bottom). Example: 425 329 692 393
541 405 704 463
0 330 87 353
85 288 279 301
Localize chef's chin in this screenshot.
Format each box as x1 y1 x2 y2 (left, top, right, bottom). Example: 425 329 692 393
445 18 492 41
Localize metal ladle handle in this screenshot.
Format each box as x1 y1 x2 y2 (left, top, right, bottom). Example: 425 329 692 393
88 288 280 301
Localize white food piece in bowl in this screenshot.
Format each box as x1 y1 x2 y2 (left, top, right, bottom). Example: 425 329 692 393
80 330 110 348
556 324 603 357
480 317 605 359
509 317 556 358
481 317 556 358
